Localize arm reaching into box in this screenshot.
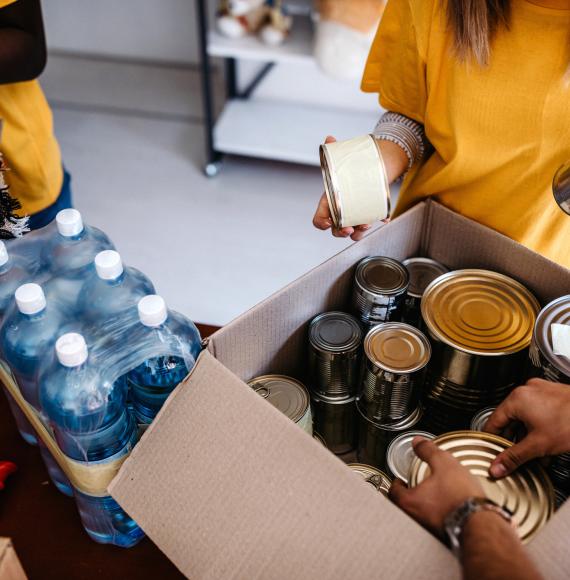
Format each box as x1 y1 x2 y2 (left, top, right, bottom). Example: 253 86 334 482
312 136 407 242
390 437 543 580
485 379 570 478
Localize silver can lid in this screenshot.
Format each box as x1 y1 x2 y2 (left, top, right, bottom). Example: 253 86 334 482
364 322 431 373
386 430 436 484
533 295 570 379
470 407 497 432
309 311 363 354
312 391 357 405
403 257 449 299
248 375 310 424
355 256 409 298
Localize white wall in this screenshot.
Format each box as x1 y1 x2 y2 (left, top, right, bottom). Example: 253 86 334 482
42 0 203 64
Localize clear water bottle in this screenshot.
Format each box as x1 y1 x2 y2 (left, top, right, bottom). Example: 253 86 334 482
78 250 155 323
0 241 33 322
128 295 201 425
43 209 114 311
40 333 144 547
0 283 73 496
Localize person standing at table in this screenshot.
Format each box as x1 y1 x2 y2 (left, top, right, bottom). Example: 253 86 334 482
313 0 570 269
0 0 72 235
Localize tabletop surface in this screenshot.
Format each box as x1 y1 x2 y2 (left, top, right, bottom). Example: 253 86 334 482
0 323 219 580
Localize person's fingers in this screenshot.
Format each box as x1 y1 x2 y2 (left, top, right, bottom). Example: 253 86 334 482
313 195 333 231
485 388 526 435
332 227 353 238
412 437 447 471
489 435 544 478
324 135 337 144
388 478 410 506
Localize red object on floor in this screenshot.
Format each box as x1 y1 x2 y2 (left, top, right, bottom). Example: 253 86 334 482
0 461 17 490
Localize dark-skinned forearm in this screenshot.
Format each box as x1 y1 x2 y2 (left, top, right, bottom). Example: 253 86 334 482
461 511 542 580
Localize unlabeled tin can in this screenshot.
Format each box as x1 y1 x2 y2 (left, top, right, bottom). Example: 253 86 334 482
386 430 435 484
348 463 392 497
409 431 554 544
311 392 356 454
421 270 540 434
356 403 423 470
548 452 570 495
529 295 570 384
352 256 409 330
319 135 391 229
248 375 313 435
359 323 431 423
308 311 363 398
554 488 568 510
313 432 327 447
470 407 496 433
402 257 448 329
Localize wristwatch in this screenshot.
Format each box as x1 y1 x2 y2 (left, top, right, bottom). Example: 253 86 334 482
444 497 515 557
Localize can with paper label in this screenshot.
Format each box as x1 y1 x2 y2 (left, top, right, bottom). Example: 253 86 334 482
320 135 391 229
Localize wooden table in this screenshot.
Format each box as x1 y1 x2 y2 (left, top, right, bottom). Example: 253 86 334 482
0 323 219 580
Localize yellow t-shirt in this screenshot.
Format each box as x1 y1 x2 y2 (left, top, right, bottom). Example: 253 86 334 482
361 0 570 268
0 0 63 215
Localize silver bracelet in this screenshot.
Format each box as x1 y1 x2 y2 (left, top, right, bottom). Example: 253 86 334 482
373 112 431 177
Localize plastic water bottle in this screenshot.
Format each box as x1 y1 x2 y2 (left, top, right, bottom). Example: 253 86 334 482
43 209 114 311
0 241 32 322
40 333 144 547
77 250 155 323
128 295 201 424
0 283 73 496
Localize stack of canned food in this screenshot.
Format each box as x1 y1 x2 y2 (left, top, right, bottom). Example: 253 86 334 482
247 255 569 519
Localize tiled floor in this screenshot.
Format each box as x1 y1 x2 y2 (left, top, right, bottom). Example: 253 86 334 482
41 53 385 326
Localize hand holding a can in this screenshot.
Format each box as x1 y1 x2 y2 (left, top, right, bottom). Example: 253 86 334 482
389 437 485 536
486 379 570 478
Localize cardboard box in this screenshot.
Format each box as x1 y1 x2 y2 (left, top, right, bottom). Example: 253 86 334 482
0 539 26 580
109 201 570 579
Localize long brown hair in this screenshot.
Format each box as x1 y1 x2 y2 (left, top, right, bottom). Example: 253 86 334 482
447 0 511 65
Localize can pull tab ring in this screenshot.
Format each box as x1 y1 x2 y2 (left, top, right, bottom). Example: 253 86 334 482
251 383 270 399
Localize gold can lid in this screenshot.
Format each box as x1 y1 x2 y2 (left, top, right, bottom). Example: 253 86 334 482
403 257 449 299
364 322 431 373
348 463 392 496
421 270 540 355
248 375 310 424
408 431 554 543
355 256 409 298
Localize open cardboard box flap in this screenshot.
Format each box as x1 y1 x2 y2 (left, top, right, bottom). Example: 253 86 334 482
0 538 26 580
110 202 570 579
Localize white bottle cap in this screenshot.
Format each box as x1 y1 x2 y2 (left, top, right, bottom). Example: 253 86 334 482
56 333 88 367
138 295 168 327
15 283 46 315
56 208 84 237
95 250 124 280
0 241 8 267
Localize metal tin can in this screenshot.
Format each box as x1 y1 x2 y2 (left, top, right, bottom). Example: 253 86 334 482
529 295 570 384
470 407 496 433
352 256 410 330
348 463 392 497
319 135 391 229
402 257 449 329
548 452 570 495
386 430 436 484
248 375 313 435
359 322 431 423
313 432 327 447
554 488 568 510
421 270 540 434
311 392 356 454
308 311 363 398
356 403 423 470
409 431 554 544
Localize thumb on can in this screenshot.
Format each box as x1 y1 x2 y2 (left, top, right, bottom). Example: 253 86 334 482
489 436 543 478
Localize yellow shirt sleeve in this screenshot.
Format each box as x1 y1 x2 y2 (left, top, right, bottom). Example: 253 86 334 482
361 0 430 124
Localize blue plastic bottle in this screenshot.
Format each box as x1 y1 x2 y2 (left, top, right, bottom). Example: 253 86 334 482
128 295 201 424
0 241 33 322
40 332 144 547
0 283 73 496
77 250 155 323
43 209 114 311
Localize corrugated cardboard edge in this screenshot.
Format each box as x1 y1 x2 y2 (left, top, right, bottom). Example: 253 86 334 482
0 539 27 580
110 350 460 580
